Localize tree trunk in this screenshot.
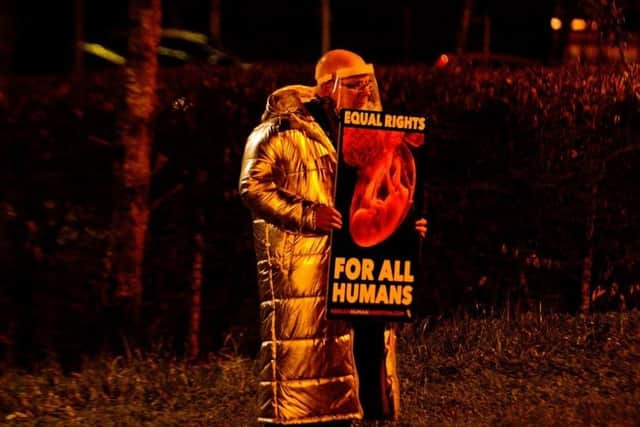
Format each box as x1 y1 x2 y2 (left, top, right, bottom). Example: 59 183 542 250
321 0 331 54
209 0 221 48
456 0 474 54
108 0 161 319
187 209 204 360
0 0 15 107
187 170 208 361
609 0 629 68
164 0 181 28
581 181 599 314
482 14 491 60
72 0 85 102
402 2 412 62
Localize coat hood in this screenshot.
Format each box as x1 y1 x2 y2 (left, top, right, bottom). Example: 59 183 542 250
260 84 337 163
261 84 318 121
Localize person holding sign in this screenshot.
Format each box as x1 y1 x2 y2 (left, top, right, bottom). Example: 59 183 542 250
239 49 426 426
316 49 427 422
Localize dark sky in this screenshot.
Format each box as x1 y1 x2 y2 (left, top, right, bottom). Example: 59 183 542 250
13 0 557 73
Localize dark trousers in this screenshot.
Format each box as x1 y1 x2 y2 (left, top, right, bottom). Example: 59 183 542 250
352 320 388 419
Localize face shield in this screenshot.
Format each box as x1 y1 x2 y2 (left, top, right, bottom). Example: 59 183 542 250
318 63 382 112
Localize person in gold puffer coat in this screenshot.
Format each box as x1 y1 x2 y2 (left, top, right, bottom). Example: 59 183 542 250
239 50 426 426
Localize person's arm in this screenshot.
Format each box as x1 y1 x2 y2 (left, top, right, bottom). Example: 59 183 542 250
239 125 341 233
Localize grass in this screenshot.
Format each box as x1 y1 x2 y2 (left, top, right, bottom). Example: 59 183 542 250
1 311 639 426
397 311 640 426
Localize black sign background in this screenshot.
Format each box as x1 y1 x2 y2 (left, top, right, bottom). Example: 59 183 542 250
326 109 427 321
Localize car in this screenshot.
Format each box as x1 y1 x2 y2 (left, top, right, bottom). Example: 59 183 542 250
84 28 244 68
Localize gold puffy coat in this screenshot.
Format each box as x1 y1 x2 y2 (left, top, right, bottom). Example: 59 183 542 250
239 85 400 425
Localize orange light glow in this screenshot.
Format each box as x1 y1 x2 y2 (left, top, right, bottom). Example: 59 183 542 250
571 18 587 31
550 17 562 31
435 54 449 68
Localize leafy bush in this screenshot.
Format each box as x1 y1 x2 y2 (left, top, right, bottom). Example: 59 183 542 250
2 63 640 363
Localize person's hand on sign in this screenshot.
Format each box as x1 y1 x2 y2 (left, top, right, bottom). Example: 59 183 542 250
414 217 428 239
316 206 343 232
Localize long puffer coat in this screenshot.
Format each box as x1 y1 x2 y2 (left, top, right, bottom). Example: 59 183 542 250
238 84 399 425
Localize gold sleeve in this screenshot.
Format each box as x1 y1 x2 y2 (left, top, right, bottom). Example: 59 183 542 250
239 127 318 233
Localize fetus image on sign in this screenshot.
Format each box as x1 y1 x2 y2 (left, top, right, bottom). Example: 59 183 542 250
341 127 423 247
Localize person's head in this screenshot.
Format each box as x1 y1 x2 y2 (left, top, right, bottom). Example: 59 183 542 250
314 49 382 112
